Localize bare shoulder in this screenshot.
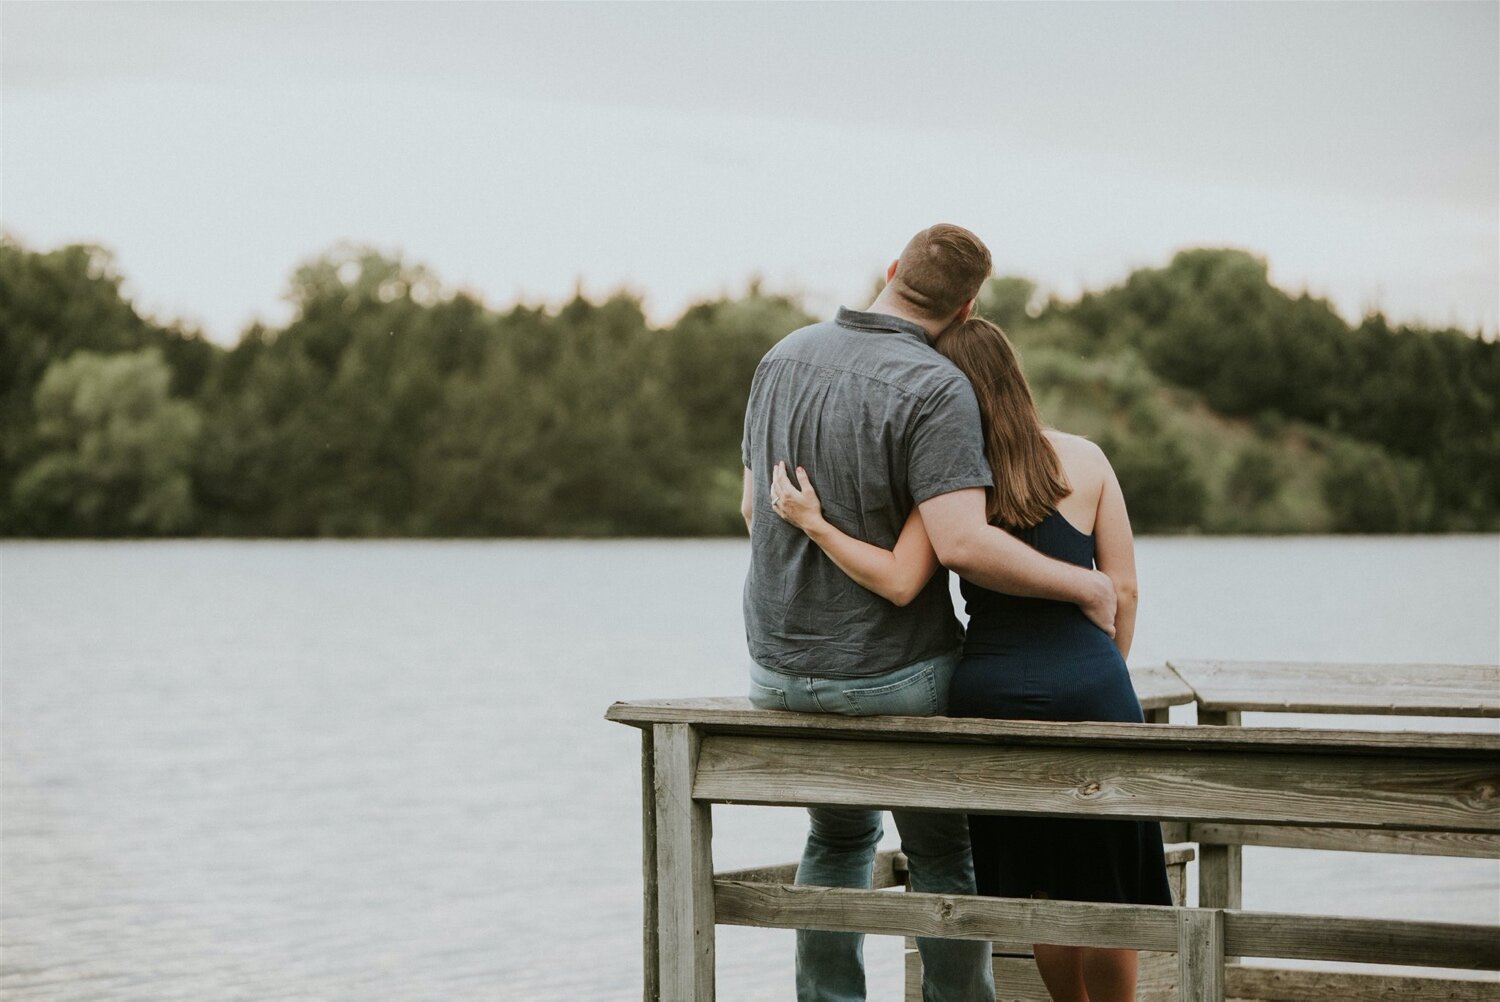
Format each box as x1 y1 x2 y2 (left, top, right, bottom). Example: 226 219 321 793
1043 430 1110 486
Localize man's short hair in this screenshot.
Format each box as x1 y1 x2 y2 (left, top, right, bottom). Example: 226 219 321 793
889 224 992 321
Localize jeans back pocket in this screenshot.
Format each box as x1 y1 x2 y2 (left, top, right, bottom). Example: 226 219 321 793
841 666 938 716
748 680 790 710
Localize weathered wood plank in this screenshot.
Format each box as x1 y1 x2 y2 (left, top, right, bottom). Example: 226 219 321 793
714 848 904 890
606 699 1500 757
907 846 1195 951
1189 822 1500 859
653 724 714 1001
918 956 1500 1002
1223 965 1500 1001
1168 661 1500 717
1161 821 1191 843
1197 705 1244 966
1199 843 1242 964
640 728 659 1002
692 735 1500 832
908 949 1181 1002
1224 912 1500 970
1199 845 1242 909
1179 909 1226 1002
714 880 1182 948
1135 949 1182 1002
1132 663 1198 710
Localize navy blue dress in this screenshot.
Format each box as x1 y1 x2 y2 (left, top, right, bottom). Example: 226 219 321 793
948 510 1173 907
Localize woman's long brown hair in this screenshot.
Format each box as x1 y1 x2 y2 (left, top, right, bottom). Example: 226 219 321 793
935 317 1070 527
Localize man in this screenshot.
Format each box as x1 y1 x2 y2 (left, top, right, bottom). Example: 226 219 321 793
739 224 1117 1002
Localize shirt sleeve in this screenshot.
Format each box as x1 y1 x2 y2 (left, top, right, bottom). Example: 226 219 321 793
906 377 993 505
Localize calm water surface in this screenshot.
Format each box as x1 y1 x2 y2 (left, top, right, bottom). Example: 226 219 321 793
3 537 1498 1000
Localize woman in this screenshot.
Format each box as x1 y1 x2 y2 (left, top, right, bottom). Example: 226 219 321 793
769 316 1170 1002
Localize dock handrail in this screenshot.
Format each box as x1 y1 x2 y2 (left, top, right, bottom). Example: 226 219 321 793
607 662 1499 1001
1165 659 1500 980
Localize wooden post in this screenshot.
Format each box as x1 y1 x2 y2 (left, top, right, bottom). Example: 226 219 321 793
641 728 660 1002
1177 909 1225 1002
652 723 715 1001
1195 707 1242 963
1198 844 1242 910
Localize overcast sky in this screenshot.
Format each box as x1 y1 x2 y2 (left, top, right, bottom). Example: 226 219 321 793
3 2 1495 343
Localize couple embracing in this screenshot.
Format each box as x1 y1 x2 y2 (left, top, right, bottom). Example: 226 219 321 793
740 224 1171 1002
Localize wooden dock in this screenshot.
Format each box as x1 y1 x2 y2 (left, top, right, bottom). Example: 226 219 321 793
606 661 1499 1001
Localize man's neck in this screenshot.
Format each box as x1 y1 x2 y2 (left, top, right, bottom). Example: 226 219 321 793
864 292 946 341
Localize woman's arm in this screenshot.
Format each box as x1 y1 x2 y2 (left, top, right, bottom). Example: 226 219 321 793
771 462 940 606
1091 453 1138 659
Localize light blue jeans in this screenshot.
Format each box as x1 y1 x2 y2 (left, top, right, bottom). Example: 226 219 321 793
748 651 995 1002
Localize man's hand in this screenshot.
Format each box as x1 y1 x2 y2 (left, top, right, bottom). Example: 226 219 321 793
1079 568 1117 637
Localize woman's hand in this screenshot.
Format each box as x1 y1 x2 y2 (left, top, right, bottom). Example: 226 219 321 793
769 462 938 606
770 462 827 534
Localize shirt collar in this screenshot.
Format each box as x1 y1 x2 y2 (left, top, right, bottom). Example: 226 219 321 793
835 306 934 345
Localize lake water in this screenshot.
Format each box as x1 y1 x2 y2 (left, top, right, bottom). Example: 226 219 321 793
3 537 1498 1000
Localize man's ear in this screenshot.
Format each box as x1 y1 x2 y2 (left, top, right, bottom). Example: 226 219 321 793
886 260 899 282
955 298 975 323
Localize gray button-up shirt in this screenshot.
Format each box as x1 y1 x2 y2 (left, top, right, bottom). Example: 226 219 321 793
741 307 993 678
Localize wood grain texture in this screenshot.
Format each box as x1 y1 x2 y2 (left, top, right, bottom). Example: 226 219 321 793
639 729 659 1002
1163 845 1198 867
1131 663 1198 710
1179 909 1226 1002
652 724 714 1001
714 880 1182 949
1168 661 1500 717
906 950 1181 1002
713 848 904 890
1199 843 1243 963
1223 965 1500 1001
916 850 1195 954
691 735 1500 832
1199 844 1243 909
716 881 1499 972
1161 821 1191 843
606 699 1500 757
1189 822 1500 859
1224 911 1500 970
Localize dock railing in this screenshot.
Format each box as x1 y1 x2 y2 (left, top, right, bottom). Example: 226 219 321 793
606 661 1499 1001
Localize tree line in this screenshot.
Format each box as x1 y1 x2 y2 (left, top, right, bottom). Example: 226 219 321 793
2 237 1495 538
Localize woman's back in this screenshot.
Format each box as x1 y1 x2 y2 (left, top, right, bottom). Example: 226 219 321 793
952 430 1139 724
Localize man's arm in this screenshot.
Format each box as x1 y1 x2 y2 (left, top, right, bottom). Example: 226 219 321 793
918 487 1117 635
741 465 755 533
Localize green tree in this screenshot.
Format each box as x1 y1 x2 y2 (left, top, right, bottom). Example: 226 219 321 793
0 239 216 532
14 349 201 535
665 290 811 467
1225 444 1279 510
1098 431 1207 533
976 276 1040 333
1322 440 1433 533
